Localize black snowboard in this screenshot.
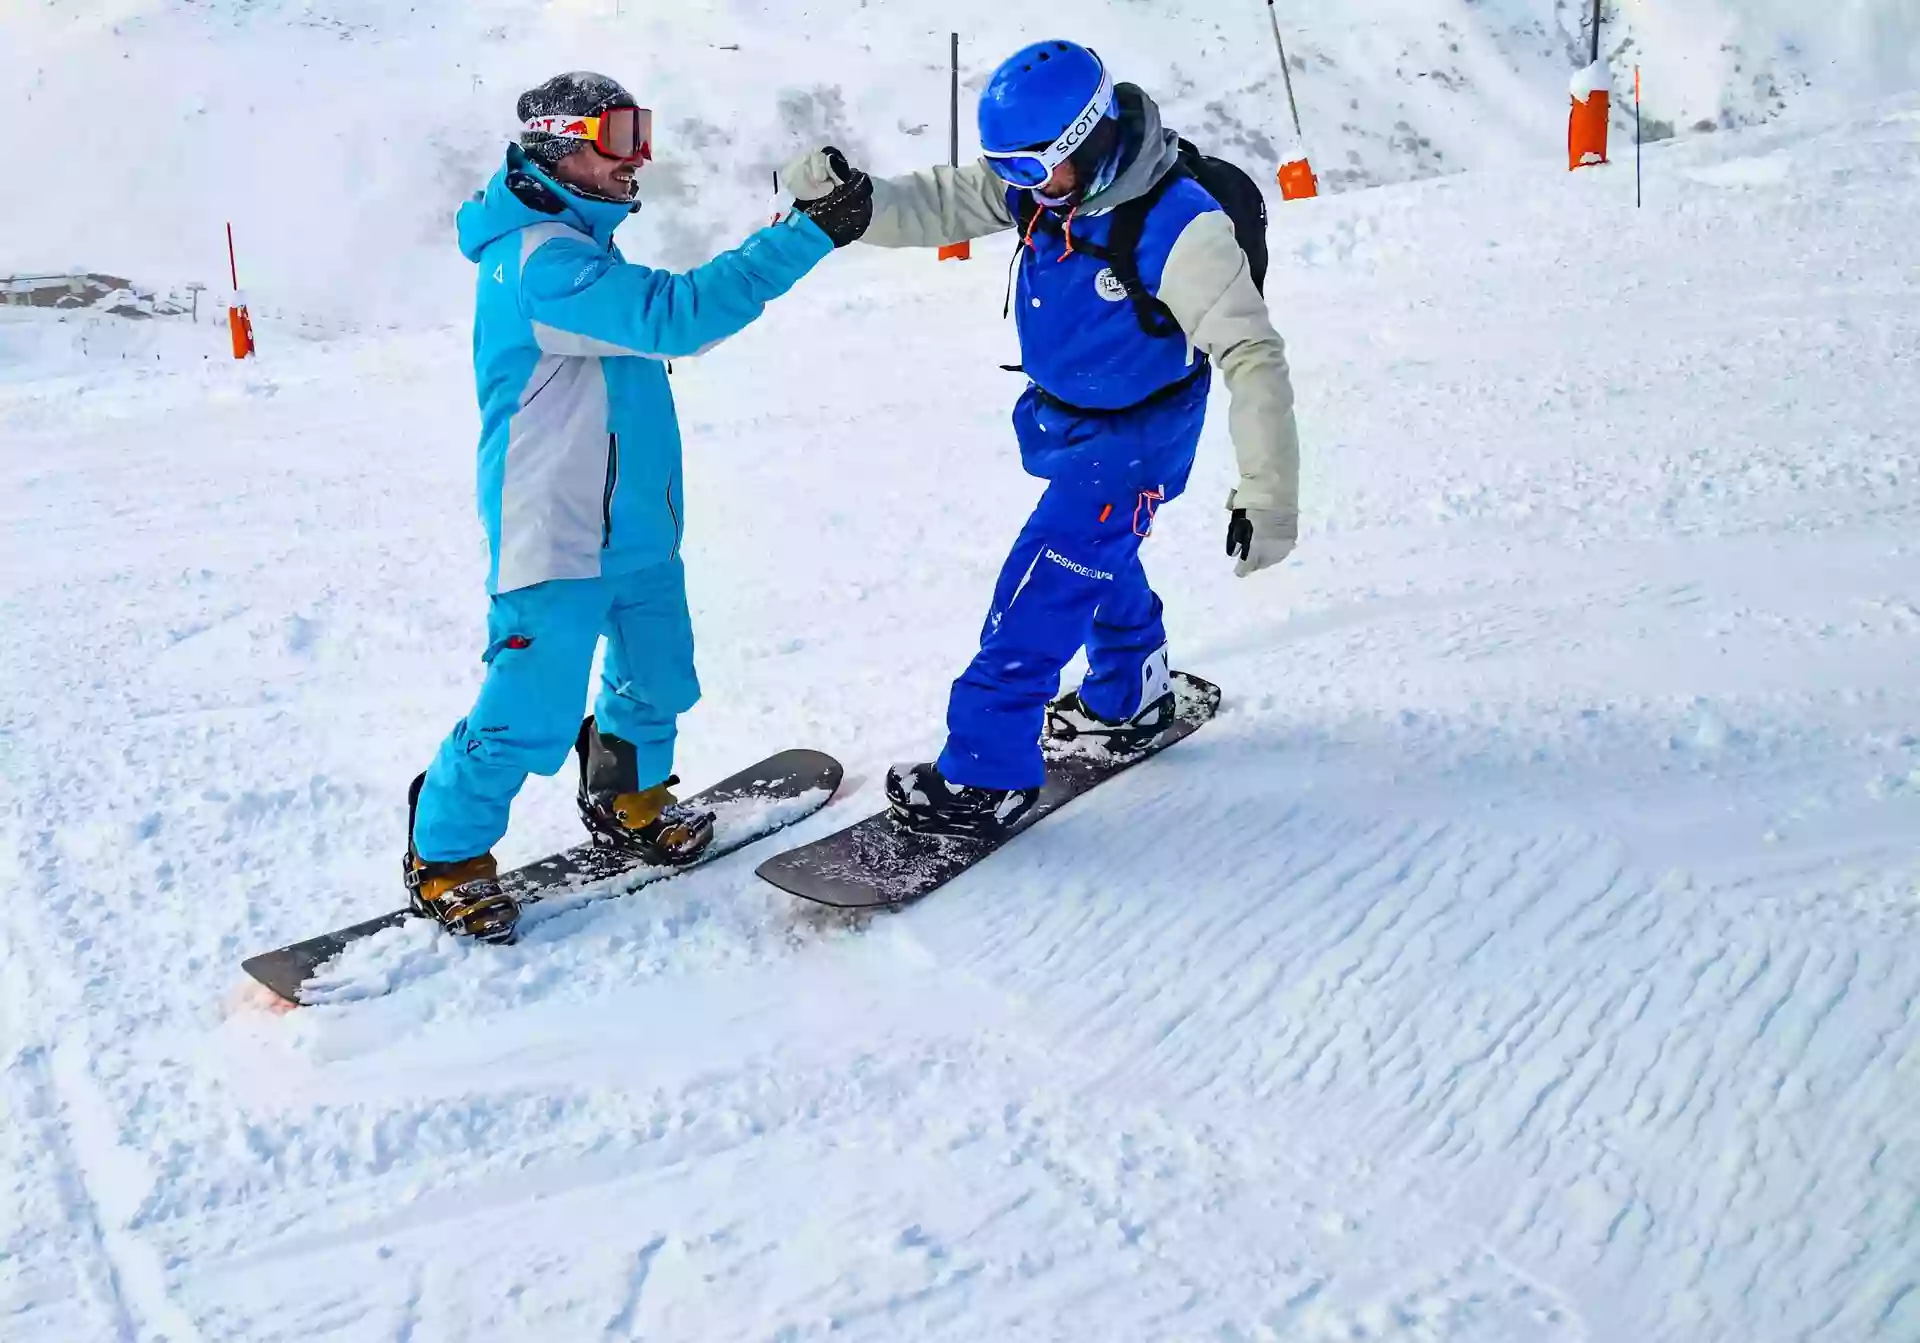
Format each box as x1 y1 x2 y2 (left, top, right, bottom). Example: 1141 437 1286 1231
756 673 1220 910
242 749 843 1006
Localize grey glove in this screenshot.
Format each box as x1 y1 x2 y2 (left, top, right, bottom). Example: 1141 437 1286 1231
778 147 844 202
1226 505 1297 577
791 147 872 248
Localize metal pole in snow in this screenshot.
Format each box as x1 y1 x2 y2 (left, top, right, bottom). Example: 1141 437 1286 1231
938 34 972 260
1265 0 1306 140
225 222 255 359
949 31 961 169
1589 0 1603 66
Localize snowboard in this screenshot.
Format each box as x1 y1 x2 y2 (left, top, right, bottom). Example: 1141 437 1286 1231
756 673 1220 910
241 749 843 1007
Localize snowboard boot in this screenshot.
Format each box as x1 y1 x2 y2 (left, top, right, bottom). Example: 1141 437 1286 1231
885 760 1040 839
1047 648 1178 754
403 773 521 944
574 717 715 865
1045 687 1178 753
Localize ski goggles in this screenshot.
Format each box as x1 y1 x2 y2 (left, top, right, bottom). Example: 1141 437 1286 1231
522 105 653 163
981 64 1116 189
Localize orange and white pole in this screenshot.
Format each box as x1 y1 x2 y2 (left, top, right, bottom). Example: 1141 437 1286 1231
938 32 972 262
226 222 255 359
1265 0 1318 200
1635 65 1644 206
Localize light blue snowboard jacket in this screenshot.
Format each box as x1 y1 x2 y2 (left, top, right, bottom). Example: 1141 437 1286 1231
455 147 834 594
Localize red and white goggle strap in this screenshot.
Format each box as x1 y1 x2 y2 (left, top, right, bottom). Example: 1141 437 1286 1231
522 115 597 141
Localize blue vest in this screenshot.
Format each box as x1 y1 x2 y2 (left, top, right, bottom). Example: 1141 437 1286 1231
1004 177 1220 495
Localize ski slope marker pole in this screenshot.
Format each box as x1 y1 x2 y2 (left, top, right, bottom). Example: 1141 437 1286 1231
226 222 255 359
1636 65 1643 208
1264 0 1318 200
1568 0 1610 170
939 31 971 261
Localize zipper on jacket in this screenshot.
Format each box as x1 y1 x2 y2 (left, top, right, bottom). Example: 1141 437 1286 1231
602 433 619 549
665 470 682 560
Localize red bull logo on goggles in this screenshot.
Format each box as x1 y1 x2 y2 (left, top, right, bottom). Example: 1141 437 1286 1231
523 105 653 162
982 62 1116 190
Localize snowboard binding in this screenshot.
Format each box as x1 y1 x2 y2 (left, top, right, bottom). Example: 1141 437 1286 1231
1046 687 1178 754
575 718 716 866
404 774 521 944
885 761 1040 839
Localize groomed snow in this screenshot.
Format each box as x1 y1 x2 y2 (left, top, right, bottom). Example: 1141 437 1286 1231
3 56 1918 1343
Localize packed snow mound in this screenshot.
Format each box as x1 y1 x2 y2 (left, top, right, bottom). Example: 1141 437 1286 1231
3 0 1914 328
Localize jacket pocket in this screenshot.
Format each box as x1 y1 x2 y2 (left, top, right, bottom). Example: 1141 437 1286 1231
602 433 619 549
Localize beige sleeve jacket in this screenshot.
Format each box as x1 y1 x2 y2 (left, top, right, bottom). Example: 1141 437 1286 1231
779 152 1300 518
781 151 1014 247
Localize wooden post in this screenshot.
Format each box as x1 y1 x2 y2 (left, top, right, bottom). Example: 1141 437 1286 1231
938 32 972 262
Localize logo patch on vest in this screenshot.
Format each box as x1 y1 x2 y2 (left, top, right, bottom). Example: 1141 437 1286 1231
1094 268 1129 303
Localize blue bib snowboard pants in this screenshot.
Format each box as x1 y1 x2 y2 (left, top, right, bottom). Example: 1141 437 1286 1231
936 478 1182 792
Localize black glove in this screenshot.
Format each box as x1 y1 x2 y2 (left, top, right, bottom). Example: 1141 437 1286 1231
795 147 874 248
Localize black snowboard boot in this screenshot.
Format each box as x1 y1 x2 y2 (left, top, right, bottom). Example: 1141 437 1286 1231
404 773 521 944
1047 645 1177 753
1045 687 1178 753
575 717 715 865
885 760 1040 838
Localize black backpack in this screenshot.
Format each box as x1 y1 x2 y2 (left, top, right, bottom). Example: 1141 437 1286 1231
1014 138 1271 339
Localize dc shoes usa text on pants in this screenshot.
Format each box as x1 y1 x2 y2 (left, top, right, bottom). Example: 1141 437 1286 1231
937 479 1183 791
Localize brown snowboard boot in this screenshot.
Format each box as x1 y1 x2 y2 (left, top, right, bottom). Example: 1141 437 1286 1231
574 718 715 865
404 773 520 943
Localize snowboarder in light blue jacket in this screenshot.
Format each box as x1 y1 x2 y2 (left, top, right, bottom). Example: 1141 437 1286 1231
406 72 874 942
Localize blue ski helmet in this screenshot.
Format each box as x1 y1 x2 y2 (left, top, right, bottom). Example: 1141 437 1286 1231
978 40 1121 193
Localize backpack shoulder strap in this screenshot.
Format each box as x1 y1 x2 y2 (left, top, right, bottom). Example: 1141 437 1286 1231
1005 162 1196 340
1105 162 1188 339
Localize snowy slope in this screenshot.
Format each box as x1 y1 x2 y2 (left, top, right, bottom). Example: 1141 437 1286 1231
4 72 1919 1340
4 0 1917 325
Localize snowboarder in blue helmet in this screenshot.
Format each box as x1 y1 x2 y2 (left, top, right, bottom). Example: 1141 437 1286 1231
407 71 874 942
782 40 1301 837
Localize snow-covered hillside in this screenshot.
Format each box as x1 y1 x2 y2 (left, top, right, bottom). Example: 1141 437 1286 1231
4 0 1916 326
3 30 1918 1332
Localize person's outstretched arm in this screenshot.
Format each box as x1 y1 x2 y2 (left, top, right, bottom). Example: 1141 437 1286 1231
782 148 1015 250
519 212 835 359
